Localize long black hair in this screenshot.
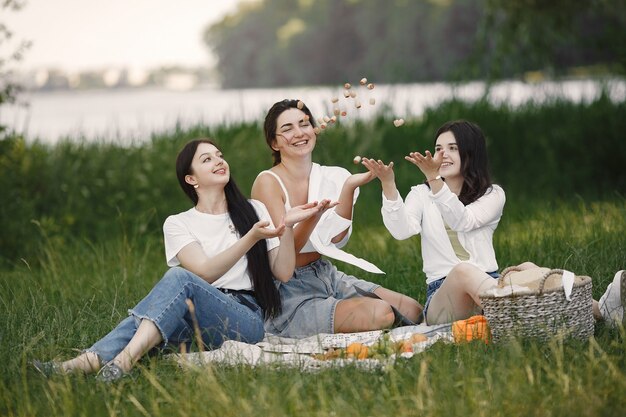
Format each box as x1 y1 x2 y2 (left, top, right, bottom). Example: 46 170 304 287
434 120 493 205
175 139 281 318
263 99 316 166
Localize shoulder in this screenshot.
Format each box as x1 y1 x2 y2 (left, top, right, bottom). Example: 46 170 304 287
252 169 284 197
486 184 505 198
163 208 195 232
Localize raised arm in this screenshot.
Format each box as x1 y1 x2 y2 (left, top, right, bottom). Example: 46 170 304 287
330 170 376 243
362 157 423 240
361 158 399 201
172 220 285 283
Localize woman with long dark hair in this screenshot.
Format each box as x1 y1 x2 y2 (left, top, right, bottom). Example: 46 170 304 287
33 139 321 381
363 120 505 324
252 99 423 338
364 120 624 327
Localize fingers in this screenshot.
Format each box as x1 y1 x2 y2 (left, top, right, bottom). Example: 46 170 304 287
255 220 270 228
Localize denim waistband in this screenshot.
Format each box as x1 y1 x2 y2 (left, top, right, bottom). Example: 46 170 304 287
218 288 259 312
218 288 256 296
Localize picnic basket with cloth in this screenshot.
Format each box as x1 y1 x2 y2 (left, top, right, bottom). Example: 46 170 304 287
479 267 594 342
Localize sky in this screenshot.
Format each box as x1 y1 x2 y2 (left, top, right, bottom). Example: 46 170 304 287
5 0 244 72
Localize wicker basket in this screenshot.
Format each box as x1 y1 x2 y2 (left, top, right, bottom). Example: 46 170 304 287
480 267 594 343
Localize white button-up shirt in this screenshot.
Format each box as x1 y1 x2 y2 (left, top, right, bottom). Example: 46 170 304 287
381 182 505 284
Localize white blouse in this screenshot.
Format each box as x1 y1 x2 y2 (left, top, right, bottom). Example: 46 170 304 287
381 182 505 284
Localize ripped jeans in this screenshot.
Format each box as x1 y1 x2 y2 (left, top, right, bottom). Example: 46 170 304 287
86 267 264 363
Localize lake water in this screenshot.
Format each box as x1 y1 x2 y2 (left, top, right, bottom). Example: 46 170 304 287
2 79 624 144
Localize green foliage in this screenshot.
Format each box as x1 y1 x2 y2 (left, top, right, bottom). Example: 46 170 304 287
205 0 487 87
204 0 625 88
0 0 29 138
478 0 626 79
1 97 625 267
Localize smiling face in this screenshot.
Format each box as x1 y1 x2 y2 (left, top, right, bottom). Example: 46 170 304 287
185 142 230 190
271 108 316 159
435 131 462 181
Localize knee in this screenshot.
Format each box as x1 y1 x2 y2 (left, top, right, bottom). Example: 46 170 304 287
374 301 395 329
448 263 478 280
161 267 195 287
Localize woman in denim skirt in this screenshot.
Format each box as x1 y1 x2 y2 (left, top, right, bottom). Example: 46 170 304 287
251 99 423 338
33 139 321 381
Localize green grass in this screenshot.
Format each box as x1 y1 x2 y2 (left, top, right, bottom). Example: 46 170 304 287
1 198 625 417
1 97 625 415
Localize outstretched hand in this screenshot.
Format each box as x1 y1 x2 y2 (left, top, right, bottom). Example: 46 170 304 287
361 157 395 184
283 201 324 227
345 170 377 189
405 149 443 179
248 220 286 240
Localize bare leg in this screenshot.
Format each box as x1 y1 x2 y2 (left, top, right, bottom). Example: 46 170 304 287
592 300 602 320
59 351 102 373
373 287 423 322
108 319 163 372
334 297 395 333
426 263 498 325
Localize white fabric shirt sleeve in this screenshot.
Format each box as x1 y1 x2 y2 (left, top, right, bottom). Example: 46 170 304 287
163 216 194 267
430 183 505 232
381 187 424 240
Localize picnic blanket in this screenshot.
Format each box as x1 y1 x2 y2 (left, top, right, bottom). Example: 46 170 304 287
168 322 454 371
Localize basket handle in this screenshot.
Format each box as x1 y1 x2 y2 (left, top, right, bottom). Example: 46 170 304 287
497 266 524 286
497 268 565 294
537 269 564 294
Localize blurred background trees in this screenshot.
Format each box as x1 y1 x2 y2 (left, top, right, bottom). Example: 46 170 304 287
204 0 626 88
0 0 30 137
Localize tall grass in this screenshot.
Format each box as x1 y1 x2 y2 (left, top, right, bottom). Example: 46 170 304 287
1 196 625 416
1 96 625 266
0 98 625 416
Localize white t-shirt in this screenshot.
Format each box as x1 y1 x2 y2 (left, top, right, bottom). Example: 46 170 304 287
382 182 505 284
162 199 280 290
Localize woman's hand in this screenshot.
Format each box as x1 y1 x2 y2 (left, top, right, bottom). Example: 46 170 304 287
361 157 399 201
283 201 325 227
405 149 443 179
344 170 376 189
315 198 340 216
247 220 286 241
361 158 395 184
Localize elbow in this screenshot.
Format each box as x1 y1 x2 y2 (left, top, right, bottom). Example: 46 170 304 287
390 231 413 240
273 271 293 283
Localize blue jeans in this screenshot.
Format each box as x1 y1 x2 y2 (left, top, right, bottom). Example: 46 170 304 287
86 267 264 363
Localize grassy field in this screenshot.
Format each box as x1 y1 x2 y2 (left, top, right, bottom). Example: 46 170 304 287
0 197 624 417
1 97 625 416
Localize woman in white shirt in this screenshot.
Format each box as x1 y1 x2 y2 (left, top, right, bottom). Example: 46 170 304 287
33 139 320 381
364 120 625 327
363 120 513 325
251 99 422 338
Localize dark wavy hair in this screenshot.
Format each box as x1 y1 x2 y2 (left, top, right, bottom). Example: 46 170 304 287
263 99 316 166
175 139 281 318
434 120 493 205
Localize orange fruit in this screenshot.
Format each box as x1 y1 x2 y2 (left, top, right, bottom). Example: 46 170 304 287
409 333 428 344
345 342 369 359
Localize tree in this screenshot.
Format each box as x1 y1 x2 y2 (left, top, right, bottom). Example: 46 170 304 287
476 0 626 79
0 0 30 138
